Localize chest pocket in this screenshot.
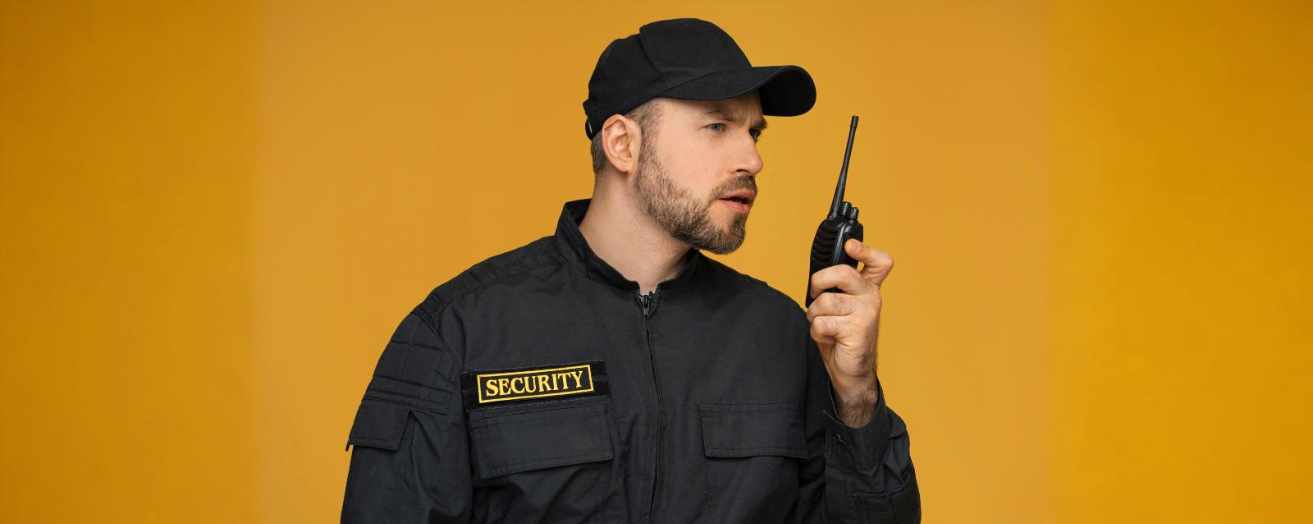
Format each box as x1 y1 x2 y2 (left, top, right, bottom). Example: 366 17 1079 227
465 396 620 521
467 397 614 478
700 402 807 459
699 402 808 521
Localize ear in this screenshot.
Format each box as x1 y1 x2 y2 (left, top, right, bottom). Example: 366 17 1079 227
600 114 643 175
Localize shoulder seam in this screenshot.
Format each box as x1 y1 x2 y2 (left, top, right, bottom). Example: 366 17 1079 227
704 256 804 312
416 236 567 322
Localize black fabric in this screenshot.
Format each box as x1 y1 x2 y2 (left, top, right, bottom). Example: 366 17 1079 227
582 18 817 139
341 198 920 523
699 402 807 459
467 398 614 479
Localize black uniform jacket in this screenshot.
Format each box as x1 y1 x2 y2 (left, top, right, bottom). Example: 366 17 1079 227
342 199 920 523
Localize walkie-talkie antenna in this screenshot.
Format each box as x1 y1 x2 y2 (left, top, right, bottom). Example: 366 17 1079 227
828 115 860 218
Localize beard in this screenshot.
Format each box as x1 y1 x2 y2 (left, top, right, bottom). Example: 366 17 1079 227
633 138 754 255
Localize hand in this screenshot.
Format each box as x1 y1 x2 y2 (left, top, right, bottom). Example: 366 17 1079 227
806 238 894 427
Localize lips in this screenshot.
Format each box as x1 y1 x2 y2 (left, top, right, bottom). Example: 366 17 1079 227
717 189 756 206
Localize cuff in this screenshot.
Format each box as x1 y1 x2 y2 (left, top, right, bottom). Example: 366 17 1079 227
823 377 894 472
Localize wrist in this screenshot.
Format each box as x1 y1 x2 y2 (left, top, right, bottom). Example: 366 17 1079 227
832 374 877 427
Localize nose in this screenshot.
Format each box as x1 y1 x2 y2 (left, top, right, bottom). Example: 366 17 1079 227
735 136 764 177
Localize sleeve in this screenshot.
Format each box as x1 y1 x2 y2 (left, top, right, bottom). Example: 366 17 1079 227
341 308 472 523
799 326 921 523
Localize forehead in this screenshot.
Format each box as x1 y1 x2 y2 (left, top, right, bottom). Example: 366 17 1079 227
662 93 763 120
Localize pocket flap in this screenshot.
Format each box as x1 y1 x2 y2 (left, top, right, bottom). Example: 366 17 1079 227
699 402 807 459
468 400 613 479
347 398 412 451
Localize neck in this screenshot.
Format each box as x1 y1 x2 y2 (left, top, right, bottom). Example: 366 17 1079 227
579 183 690 294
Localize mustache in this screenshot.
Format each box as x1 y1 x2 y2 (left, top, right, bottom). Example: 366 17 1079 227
712 177 758 199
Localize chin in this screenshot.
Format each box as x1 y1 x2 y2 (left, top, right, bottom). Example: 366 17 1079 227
712 213 744 232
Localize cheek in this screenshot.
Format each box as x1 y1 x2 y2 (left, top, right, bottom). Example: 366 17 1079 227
661 149 719 198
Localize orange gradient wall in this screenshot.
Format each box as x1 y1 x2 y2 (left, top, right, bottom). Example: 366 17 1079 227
1 2 1308 522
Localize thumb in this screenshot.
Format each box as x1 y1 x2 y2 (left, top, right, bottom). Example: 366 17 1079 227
844 239 894 287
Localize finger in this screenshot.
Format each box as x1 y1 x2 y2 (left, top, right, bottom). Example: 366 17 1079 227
809 263 868 299
844 239 894 287
806 290 859 322
809 315 843 344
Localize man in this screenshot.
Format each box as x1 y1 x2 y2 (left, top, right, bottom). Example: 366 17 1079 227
342 18 919 523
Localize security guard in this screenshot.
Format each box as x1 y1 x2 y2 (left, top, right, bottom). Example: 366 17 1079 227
342 18 920 523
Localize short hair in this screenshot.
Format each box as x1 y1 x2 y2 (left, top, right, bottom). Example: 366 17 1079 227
590 100 662 174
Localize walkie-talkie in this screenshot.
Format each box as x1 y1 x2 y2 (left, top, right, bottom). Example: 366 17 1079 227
806 115 864 307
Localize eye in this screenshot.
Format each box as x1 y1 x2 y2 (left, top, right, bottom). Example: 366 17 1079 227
706 122 727 132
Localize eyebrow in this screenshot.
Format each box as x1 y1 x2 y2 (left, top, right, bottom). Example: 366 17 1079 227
705 108 768 131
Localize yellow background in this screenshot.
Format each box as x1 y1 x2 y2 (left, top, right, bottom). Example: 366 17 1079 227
2 1 1309 522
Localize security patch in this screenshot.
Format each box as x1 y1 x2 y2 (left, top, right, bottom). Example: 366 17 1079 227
462 361 608 408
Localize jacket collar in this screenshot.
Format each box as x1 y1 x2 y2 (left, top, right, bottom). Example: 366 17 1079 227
553 199 705 294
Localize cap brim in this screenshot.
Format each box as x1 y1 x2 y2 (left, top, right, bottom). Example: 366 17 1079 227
658 65 816 116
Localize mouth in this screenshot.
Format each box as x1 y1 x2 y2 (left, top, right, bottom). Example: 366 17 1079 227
716 190 756 211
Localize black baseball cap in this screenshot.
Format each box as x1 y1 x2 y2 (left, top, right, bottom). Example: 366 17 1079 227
582 18 816 139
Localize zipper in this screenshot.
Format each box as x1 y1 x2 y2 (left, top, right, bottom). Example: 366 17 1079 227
637 289 661 318
635 289 664 522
